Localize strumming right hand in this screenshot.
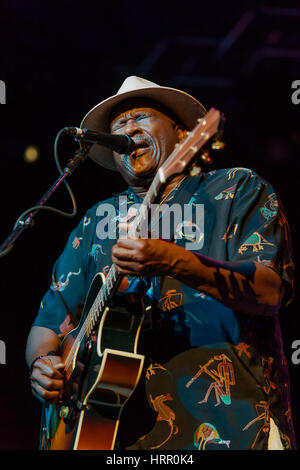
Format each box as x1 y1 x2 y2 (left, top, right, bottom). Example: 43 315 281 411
30 355 65 404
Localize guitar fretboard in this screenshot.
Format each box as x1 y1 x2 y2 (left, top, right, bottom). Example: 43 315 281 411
63 171 164 371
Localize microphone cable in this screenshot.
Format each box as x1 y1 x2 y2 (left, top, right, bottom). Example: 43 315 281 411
0 128 84 257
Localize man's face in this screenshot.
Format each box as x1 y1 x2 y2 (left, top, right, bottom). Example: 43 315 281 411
110 105 184 188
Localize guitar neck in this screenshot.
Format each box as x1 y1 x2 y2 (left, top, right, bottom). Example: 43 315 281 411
65 107 224 364
89 171 165 325
78 173 163 342
127 172 165 237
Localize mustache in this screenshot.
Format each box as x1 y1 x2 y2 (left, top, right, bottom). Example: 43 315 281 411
131 136 153 149
121 132 156 175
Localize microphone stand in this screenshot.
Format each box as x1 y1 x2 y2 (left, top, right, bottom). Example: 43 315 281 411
0 147 89 258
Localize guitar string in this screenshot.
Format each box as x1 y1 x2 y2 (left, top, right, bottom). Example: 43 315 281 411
62 171 184 371
62 163 174 370
62 182 157 371
63 206 147 370
62 116 214 371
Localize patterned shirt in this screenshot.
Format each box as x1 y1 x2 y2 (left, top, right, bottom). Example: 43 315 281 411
33 167 295 450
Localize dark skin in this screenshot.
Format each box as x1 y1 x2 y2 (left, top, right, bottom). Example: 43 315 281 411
26 101 284 403
110 105 186 190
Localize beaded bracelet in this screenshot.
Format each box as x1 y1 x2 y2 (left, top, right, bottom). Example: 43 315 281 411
30 350 58 375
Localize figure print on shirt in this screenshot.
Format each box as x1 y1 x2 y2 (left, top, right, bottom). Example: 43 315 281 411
159 289 183 311
260 193 278 225
72 236 83 249
88 243 107 262
234 342 251 359
194 422 230 450
50 268 81 292
149 392 179 449
238 232 274 254
186 354 235 407
242 401 270 449
214 184 241 200
145 363 168 380
257 357 277 395
226 167 254 180
83 215 91 229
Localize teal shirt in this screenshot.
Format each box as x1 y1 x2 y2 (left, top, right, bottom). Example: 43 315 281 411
33 168 295 450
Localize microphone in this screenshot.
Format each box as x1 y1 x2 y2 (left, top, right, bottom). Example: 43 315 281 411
64 127 136 154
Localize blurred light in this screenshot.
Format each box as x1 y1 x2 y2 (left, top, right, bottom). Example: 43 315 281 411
24 145 39 163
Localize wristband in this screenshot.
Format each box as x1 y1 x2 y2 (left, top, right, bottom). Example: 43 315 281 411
30 350 58 375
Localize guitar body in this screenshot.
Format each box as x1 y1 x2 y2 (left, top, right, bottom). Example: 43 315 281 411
39 272 145 450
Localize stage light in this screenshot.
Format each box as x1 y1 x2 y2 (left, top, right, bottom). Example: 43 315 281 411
24 145 39 163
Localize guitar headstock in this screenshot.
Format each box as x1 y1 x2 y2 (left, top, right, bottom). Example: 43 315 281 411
159 108 225 183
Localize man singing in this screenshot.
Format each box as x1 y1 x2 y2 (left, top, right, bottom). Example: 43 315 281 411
26 76 295 450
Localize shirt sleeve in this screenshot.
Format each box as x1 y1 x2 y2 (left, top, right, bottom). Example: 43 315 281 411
32 211 93 337
226 170 294 306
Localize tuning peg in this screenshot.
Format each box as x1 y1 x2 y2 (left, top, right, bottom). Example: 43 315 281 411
211 139 225 151
201 149 213 164
197 117 206 126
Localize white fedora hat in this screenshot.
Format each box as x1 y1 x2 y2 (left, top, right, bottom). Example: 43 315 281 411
80 76 207 171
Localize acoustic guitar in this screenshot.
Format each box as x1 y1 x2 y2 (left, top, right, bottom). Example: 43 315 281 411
39 108 224 450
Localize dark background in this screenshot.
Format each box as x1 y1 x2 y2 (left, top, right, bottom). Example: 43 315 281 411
0 0 299 450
